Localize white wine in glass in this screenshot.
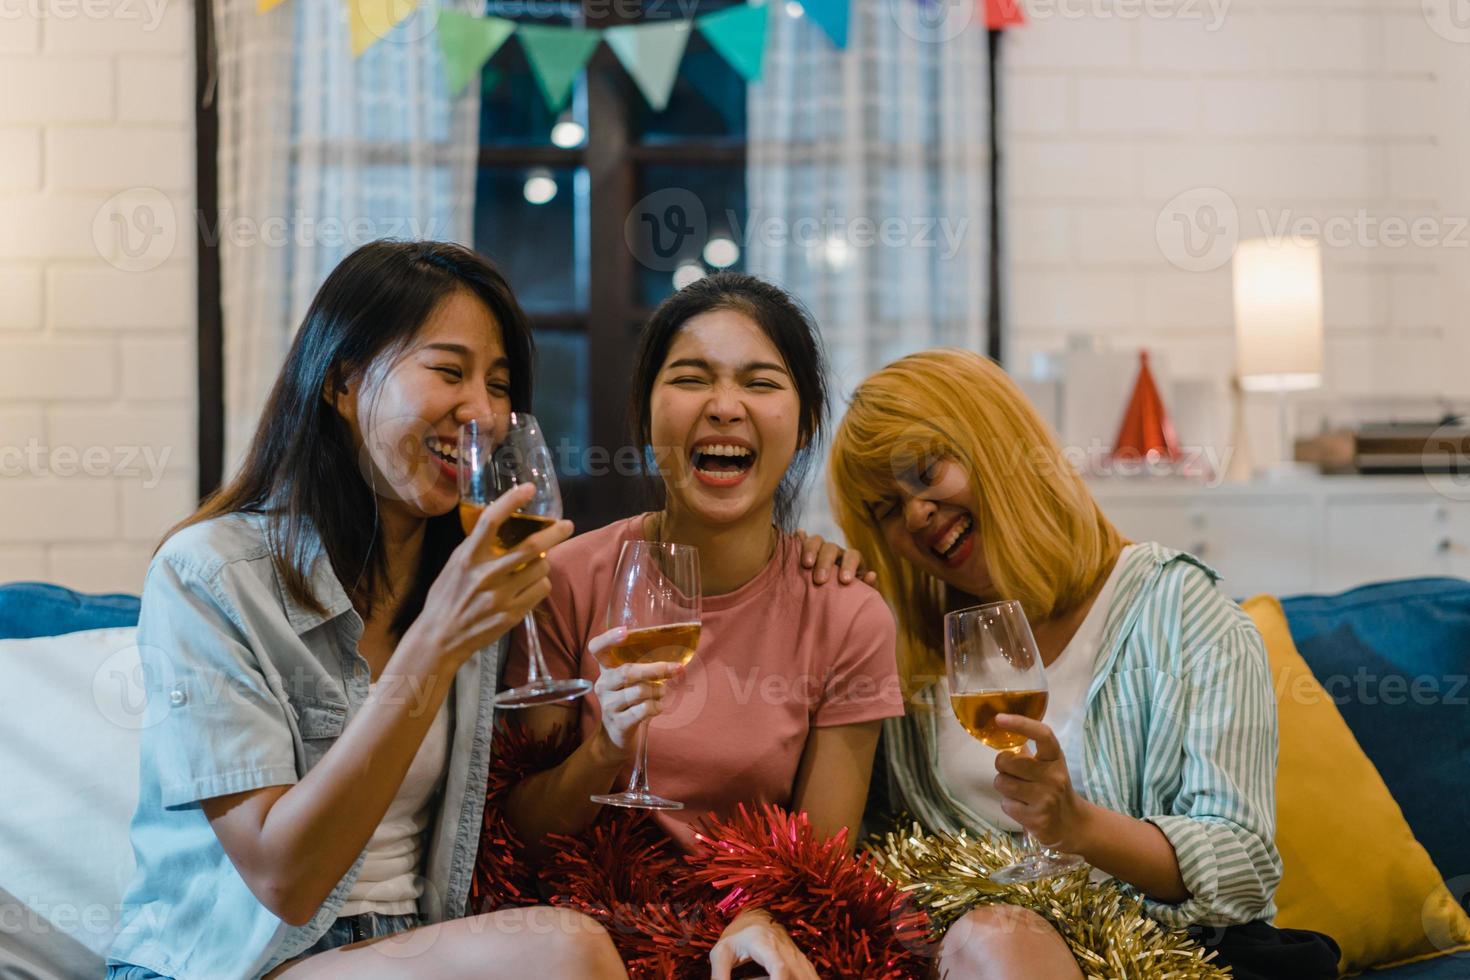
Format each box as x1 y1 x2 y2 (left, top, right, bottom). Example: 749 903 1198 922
590 539 701 811
458 415 592 709
945 599 1087 884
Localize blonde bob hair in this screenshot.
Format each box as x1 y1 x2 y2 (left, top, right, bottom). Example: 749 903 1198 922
829 348 1123 695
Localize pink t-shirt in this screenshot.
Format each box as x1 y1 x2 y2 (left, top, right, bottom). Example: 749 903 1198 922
505 514 904 849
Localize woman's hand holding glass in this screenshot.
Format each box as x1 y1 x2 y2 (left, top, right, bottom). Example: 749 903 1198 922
586 627 685 756
409 483 571 671
945 599 1087 883
459 414 593 708
991 713 1094 855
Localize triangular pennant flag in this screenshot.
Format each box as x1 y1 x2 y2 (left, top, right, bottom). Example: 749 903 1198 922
604 21 691 112
257 0 288 13
696 3 769 82
517 24 602 113
802 0 849 48
438 12 516 96
348 0 420 56
984 0 1025 28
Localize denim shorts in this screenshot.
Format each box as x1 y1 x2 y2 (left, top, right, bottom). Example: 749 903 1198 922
105 911 423 979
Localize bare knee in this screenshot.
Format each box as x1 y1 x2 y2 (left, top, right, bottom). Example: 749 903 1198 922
463 906 626 979
940 905 1080 980
538 908 625 978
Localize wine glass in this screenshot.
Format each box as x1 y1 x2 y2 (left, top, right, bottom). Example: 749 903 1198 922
590 539 702 810
944 599 1087 884
458 414 592 709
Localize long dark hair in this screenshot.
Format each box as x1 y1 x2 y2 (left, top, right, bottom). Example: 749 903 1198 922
629 271 829 531
170 240 536 636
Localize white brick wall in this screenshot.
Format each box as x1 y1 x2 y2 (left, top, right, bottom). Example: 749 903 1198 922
0 1 195 594
1003 0 1470 462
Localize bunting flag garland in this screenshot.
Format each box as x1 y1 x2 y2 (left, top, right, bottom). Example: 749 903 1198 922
265 0 1024 111
348 0 420 56
694 3 769 83
604 21 693 111
801 0 850 48
516 23 603 113
438 12 516 96
985 0 1026 28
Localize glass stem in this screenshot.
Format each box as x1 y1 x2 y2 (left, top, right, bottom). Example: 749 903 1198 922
626 720 653 797
1008 746 1043 863
521 613 549 685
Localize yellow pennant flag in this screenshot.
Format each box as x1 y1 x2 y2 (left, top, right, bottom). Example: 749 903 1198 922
348 0 420 56
257 0 287 11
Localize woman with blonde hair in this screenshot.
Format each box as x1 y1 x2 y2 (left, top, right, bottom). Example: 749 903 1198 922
829 348 1338 980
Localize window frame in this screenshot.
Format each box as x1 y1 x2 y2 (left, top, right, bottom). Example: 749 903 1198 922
194 5 1006 513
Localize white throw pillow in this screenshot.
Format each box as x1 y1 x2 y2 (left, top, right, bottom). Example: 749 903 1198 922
0 627 144 980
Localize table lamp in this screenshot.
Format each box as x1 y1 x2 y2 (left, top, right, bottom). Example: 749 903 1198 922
1230 236 1324 479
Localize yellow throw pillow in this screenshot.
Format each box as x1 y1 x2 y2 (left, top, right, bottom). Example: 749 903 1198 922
1243 594 1470 974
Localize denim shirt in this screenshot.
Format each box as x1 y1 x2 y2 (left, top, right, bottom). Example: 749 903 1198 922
106 513 504 979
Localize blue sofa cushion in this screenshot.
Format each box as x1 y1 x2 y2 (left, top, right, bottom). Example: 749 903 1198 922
1281 577 1470 908
0 582 141 640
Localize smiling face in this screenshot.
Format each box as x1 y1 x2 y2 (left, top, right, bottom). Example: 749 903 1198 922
332 288 512 522
648 309 802 529
872 456 994 599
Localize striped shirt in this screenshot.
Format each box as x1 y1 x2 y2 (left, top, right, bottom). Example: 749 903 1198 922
885 542 1282 928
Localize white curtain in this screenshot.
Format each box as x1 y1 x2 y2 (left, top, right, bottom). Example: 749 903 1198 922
747 0 992 535
213 0 483 469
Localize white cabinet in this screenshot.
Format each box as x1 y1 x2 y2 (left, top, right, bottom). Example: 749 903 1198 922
1204 501 1319 597
1088 476 1465 597
1321 498 1449 592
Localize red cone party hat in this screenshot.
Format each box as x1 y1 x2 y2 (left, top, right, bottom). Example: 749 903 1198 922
1111 350 1181 462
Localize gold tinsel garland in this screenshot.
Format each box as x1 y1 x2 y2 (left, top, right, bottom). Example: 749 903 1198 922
867 824 1232 980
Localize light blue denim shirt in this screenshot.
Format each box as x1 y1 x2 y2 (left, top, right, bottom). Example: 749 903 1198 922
106 512 504 979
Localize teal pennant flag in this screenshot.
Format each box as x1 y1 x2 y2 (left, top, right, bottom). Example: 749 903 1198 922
695 2 769 82
803 0 848 48
517 23 602 112
604 21 692 112
438 11 516 96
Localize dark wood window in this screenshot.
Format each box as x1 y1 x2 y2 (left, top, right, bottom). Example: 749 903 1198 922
195 7 1003 506
474 0 749 530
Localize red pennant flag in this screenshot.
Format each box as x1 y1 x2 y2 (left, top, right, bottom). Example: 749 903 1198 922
985 0 1025 29
1112 350 1181 462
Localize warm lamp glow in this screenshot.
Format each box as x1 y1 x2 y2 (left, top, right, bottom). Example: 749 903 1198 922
1231 237 1323 393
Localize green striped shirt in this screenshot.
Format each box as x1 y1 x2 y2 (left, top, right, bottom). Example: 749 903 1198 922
885 542 1281 928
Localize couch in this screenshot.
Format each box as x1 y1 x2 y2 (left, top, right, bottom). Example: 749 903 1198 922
1 578 1467 979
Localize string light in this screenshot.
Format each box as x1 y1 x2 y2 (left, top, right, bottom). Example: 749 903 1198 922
523 169 557 205
702 236 739 268
550 118 585 149
673 261 706 290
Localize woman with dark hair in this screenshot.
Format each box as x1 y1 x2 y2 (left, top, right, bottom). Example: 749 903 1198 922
104 240 628 979
497 272 905 978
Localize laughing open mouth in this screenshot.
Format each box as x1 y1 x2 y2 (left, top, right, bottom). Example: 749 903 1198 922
426 435 460 466
691 443 757 484
931 513 974 560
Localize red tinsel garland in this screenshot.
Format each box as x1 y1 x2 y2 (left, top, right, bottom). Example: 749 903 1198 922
467 722 580 914
471 726 935 978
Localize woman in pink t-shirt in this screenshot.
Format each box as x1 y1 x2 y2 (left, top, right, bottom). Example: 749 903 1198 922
502 272 904 979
